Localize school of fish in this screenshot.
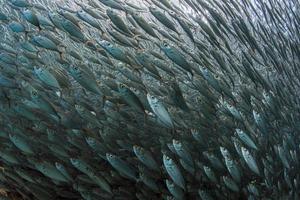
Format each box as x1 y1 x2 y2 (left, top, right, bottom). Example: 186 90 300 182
0 0 299 199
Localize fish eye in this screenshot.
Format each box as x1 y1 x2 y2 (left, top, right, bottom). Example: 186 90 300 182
32 91 37 96
163 43 168 47
120 84 125 88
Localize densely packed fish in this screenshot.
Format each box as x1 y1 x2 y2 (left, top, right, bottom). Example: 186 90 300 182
0 0 299 199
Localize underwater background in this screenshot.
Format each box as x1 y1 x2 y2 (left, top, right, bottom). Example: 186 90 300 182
0 0 299 199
